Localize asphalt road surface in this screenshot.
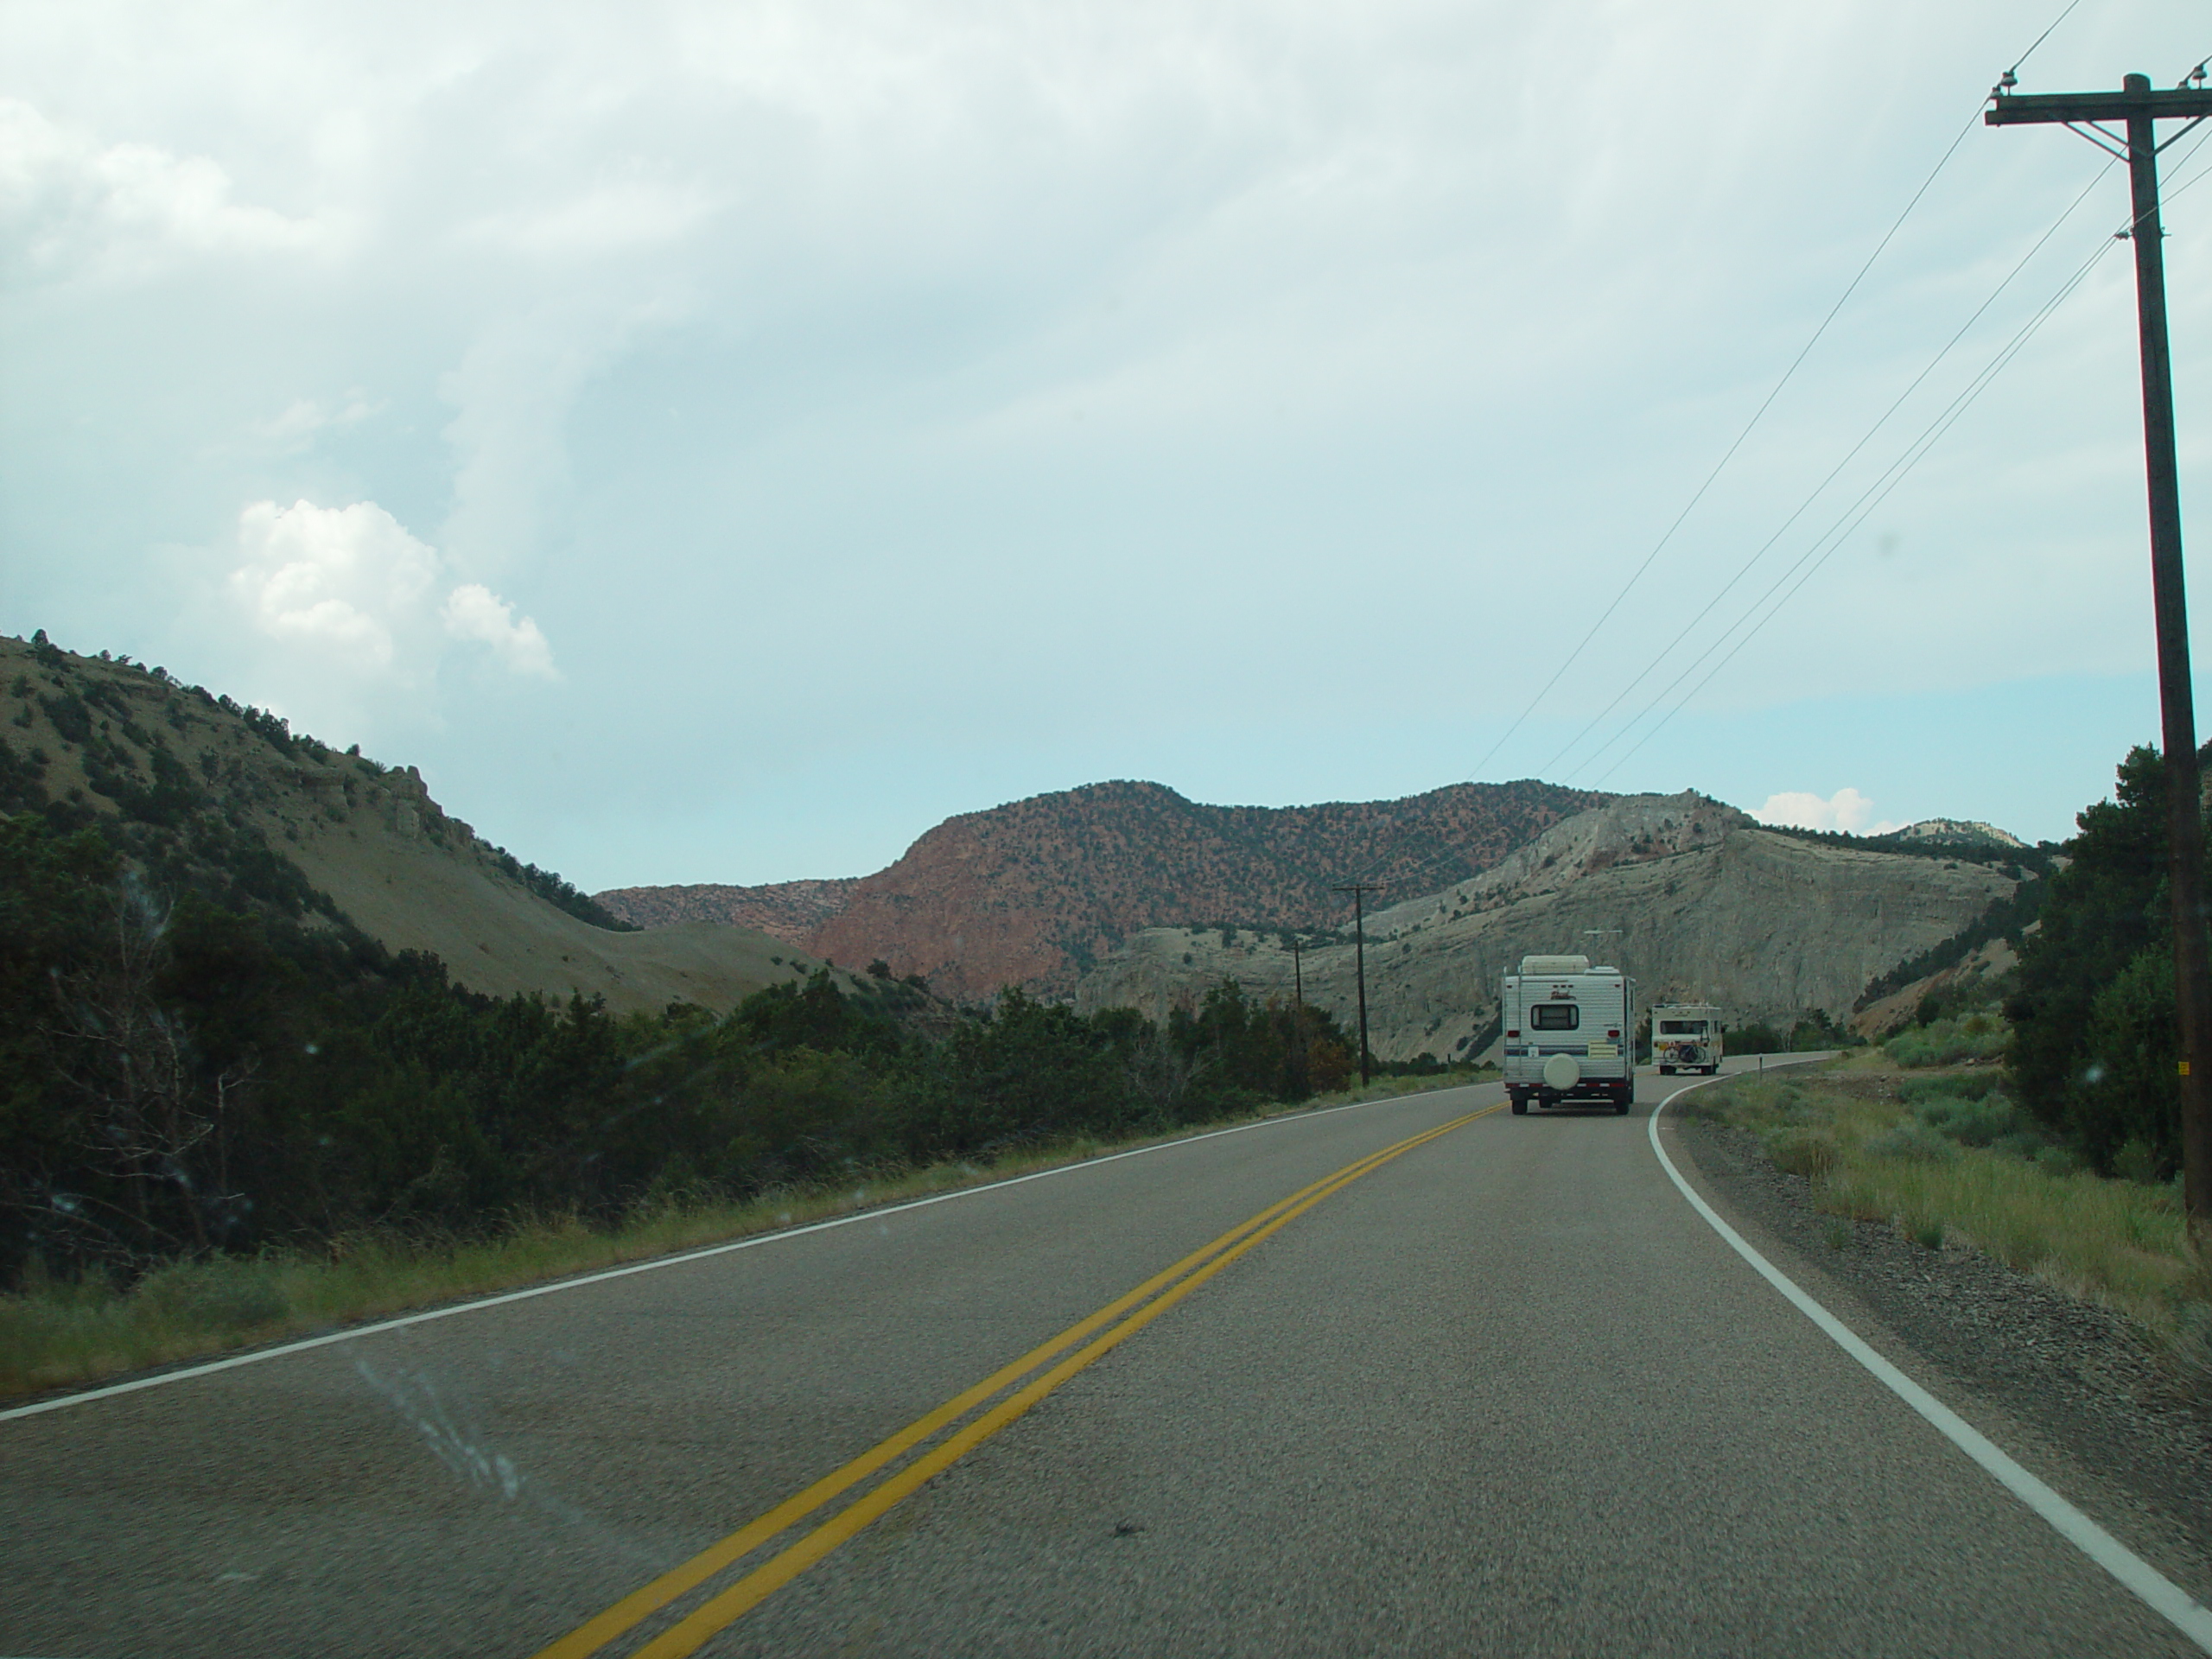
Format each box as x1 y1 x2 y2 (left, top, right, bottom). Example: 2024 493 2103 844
5 1060 2208 1656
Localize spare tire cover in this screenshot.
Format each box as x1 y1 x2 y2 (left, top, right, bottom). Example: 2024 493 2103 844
1542 1053 1581 1090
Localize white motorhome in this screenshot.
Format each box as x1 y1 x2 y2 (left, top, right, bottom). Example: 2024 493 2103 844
1653 1003 1724 1076
1503 954 1635 1116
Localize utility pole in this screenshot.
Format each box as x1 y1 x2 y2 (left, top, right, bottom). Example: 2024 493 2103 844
1288 935 1308 1096
1990 70 2212 1226
1332 883 1382 1085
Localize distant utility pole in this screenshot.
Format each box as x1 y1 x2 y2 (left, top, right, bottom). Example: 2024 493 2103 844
1990 69 2212 1228
1289 936 1308 1096
1332 883 1382 1085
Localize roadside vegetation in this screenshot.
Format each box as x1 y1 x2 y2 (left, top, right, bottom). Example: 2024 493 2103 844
0 1062 1464 1402
0 766 1496 1398
1680 739 2212 1399
1680 1055 2210 1397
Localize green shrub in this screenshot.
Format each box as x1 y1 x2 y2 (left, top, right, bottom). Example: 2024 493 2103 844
1898 1071 2004 1104
2113 1138 2163 1185
1863 1122 1960 1164
1885 1014 2008 1068
1910 1090 2023 1148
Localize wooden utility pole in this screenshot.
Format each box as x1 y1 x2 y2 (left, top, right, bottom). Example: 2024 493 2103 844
1990 71 2212 1224
1332 884 1382 1085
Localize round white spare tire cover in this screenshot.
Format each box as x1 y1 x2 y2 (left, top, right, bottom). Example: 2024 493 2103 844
1542 1053 1581 1090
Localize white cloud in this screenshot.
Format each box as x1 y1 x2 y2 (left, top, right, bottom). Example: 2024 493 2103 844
442 582 556 678
1754 788 1902 836
230 499 555 680
251 392 380 452
232 499 439 669
0 97 338 283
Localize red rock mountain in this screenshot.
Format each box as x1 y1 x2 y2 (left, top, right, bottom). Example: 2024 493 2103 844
599 779 1608 1003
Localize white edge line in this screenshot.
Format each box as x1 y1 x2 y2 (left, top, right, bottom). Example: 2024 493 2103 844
1650 1068 2212 1656
2 1083 1484 1424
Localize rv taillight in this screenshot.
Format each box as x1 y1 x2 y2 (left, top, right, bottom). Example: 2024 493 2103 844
1506 1030 1519 1039
1608 1029 1619 1039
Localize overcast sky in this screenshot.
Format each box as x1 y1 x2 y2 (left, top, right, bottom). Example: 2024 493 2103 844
5 1 2212 889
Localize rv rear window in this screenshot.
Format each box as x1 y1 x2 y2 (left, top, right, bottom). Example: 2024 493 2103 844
1530 1003 1579 1031
1659 1020 1708 1035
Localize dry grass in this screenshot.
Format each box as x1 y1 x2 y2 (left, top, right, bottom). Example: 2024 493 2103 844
1683 1055 2211 1392
0 1074 1485 1404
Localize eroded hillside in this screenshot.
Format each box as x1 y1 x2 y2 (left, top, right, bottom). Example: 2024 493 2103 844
1074 791 2020 1061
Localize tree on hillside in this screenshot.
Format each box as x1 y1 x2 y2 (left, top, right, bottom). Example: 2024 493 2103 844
2007 744 2192 1173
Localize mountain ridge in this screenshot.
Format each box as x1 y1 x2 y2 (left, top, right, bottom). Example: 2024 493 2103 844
598 777 1614 1001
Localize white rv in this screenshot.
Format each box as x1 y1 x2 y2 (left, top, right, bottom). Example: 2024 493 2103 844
1653 1003 1724 1075
1503 954 1635 1116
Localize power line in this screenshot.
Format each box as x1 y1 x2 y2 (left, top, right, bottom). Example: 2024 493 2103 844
1348 134 2169 906
1531 156 2119 784
2005 0 2083 79
1576 112 2212 791
1452 0 2092 801
1454 109 1984 796
1588 252 2113 783
1329 6 2102 906
1584 252 2118 786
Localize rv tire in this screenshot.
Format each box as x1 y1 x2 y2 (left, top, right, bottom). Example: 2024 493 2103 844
1510 1092 1528 1116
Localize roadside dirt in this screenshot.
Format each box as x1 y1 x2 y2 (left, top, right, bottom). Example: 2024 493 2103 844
1671 1112 2212 1581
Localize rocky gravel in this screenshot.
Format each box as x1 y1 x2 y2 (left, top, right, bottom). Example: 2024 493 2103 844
1675 1113 2212 1571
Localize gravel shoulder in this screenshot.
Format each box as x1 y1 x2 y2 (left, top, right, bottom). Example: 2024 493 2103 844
1666 1106 2212 1601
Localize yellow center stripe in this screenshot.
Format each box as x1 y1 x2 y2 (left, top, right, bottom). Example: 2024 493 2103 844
534 1102 1497 1659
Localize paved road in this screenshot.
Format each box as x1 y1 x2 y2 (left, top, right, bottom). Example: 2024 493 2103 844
3 1062 2202 1656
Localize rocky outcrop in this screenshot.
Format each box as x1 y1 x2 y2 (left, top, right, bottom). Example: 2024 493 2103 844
596 876 857 944
1881 819 2030 851
1074 793 2018 1062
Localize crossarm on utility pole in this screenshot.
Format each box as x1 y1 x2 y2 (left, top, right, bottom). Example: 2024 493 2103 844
1984 86 2212 126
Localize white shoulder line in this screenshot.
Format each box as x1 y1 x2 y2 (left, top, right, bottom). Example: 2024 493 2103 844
1650 1074 2212 1656
1 1084 1484 1424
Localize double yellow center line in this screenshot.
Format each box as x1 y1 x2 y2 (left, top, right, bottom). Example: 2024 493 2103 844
533 1103 1498 1659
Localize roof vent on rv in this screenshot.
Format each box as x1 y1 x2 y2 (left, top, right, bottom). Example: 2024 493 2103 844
1519 954 1591 976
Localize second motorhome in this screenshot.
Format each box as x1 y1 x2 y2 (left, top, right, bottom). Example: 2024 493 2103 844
1653 1003 1724 1075
1502 954 1635 1116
